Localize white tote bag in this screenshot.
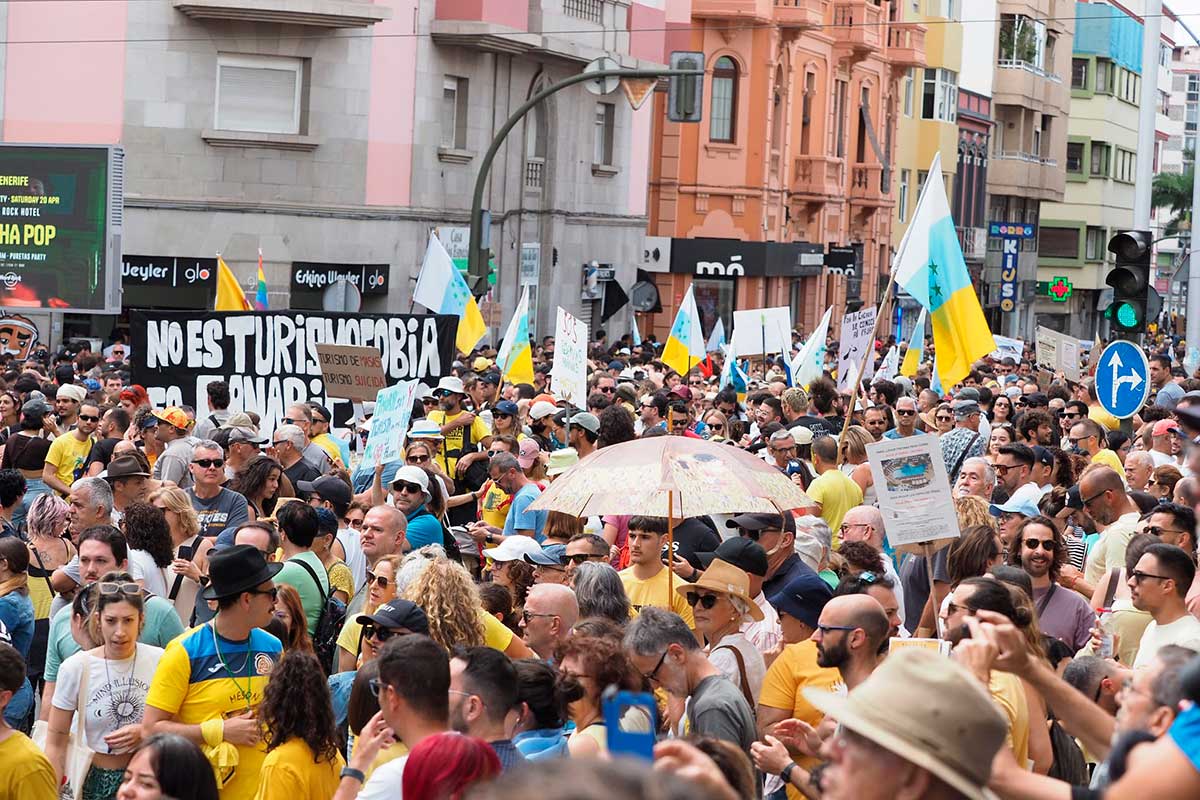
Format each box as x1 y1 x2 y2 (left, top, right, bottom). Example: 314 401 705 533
32 652 95 800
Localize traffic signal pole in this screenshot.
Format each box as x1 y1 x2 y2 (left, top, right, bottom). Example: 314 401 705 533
1133 0 1161 230
465 67 703 295
1188 149 1200 368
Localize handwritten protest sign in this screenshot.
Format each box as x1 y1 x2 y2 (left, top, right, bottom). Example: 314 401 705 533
362 379 418 465
314 344 388 402
551 307 589 407
836 307 877 392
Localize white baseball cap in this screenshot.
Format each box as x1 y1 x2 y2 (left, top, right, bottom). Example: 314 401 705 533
530 400 558 420
483 534 545 563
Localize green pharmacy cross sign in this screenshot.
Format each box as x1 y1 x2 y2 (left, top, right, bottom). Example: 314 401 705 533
1047 276 1072 303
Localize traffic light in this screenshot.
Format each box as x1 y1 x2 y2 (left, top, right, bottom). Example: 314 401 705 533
1105 230 1161 338
668 51 704 123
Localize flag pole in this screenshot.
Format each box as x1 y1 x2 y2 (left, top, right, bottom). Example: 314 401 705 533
837 269 898 467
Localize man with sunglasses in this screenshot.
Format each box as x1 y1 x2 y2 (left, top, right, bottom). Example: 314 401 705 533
426 376 492 483
144 545 283 800
1081 466 1142 588
811 595 889 688
993 442 1036 500
42 400 99 498
1013 516 1094 650
520 583 578 660
563 533 610 579
224 426 268 478
148 406 194 489
307 402 349 470
187 440 250 548
881 395 922 440
1128 543 1200 667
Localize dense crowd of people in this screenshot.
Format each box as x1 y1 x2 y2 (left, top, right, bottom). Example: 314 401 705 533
0 332 1199 800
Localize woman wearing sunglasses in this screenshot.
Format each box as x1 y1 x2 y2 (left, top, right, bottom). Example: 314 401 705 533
490 399 526 441
335 555 401 672
47 573 165 800
675 558 766 705
701 410 728 442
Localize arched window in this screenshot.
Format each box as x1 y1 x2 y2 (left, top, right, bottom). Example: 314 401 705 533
710 56 738 143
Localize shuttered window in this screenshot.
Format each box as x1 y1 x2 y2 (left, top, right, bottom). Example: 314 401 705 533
215 54 303 134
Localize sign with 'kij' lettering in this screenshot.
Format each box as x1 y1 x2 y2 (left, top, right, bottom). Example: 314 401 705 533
129 310 456 429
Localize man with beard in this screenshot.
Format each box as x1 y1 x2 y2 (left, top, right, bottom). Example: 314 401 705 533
42 401 99 497
1017 409 1055 447
1009 516 1093 650
426 376 492 485
447 646 526 770
810 595 888 690
1081 466 1142 587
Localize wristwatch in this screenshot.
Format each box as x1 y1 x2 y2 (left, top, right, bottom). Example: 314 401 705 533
780 762 799 785
340 767 366 784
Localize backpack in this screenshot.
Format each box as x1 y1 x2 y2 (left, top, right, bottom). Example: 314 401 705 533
294 558 347 675
1047 716 1090 785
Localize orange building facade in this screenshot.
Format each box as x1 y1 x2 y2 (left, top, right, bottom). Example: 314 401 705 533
644 0 926 344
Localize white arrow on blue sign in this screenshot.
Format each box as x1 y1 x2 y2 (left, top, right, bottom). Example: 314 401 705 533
1094 340 1150 420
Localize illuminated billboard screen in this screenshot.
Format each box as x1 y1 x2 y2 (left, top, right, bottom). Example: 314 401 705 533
0 145 122 312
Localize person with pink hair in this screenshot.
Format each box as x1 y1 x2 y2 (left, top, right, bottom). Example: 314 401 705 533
402 731 501 800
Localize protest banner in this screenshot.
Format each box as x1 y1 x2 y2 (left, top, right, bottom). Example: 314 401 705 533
362 379 419 466
129 310 456 429
836 306 877 392
314 344 388 402
1035 325 1082 382
730 306 791 356
865 435 961 553
550 306 589 406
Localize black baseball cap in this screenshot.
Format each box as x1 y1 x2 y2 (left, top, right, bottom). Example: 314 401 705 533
355 599 429 634
725 512 796 535
1030 445 1055 467
697 537 769 577
297 475 352 508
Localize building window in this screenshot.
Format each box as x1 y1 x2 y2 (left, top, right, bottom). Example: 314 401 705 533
834 79 848 158
1071 58 1088 89
903 68 914 117
1085 227 1105 260
709 56 738 143
593 102 615 165
1189 74 1200 103
917 169 929 195
215 54 304 134
1038 226 1080 260
1090 142 1110 177
1066 141 1084 173
1160 90 1171 115
1117 70 1139 104
921 68 958 122
441 76 469 149
898 169 911 223
1095 59 1113 94
1115 148 1135 183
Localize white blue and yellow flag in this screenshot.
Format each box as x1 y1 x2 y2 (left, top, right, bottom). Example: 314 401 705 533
412 232 487 355
791 306 833 389
892 153 995 388
706 317 726 352
661 284 706 376
631 313 642 347
719 342 749 400
497 287 534 386
900 307 927 378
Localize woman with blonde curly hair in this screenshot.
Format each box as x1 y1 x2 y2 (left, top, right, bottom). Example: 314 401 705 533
149 485 211 625
954 494 997 533
402 556 486 650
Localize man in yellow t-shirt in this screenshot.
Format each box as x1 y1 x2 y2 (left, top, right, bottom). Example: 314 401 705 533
618 516 695 630
758 569 837 798
426 376 492 481
0 644 57 800
143 546 284 800
42 401 99 496
806 435 863 546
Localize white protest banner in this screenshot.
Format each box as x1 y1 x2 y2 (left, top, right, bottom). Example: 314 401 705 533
362 379 418 466
551 306 589 406
731 306 792 355
314 344 388 402
865 435 961 552
1035 326 1082 382
990 336 1025 362
836 306 877 392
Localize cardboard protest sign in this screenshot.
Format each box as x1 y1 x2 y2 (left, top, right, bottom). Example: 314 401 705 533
865 435 961 553
314 344 388 402
550 306 589 407
362 379 419 465
1035 326 1082 382
837 306 877 392
731 306 792 356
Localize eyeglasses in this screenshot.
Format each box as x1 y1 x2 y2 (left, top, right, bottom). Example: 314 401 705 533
192 458 225 469
98 581 141 597
1023 538 1057 551
1146 479 1159 487
1081 489 1108 507
1014 400 1028 407
534 563 567 573
344 517 364 530
598 386 616 393
312 417 328 425
248 586 279 601
1129 569 1173 583
522 610 558 624
709 423 725 431
998 512 1022 522
486 449 507 456
642 649 669 682
566 553 607 565
1068 436 1095 447
271 439 288 447
78 414 100 422
366 572 391 589
839 522 869 534
281 417 298 425
896 408 916 416
945 601 973 616
494 413 512 420
1058 411 1081 420
769 445 796 454
1145 525 1187 538
368 677 389 699
993 464 1016 475
394 481 423 494
817 623 858 635
421 397 438 405
685 591 721 609
363 624 405 642
857 571 881 584
407 454 431 464
936 415 953 422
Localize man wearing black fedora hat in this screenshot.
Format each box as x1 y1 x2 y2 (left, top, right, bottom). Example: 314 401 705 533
143 545 284 800
105 454 149 523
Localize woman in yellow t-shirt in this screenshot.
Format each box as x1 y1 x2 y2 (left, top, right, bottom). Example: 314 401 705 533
254 651 345 800
336 555 400 672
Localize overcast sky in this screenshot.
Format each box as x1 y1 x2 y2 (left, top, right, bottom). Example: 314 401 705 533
1170 0 1200 44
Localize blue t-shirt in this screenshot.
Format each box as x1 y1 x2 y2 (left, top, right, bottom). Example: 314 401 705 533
1169 703 1200 772
0 593 33 657
405 506 444 550
503 484 548 542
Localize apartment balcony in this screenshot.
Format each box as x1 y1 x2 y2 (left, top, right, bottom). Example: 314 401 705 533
993 59 1069 116
790 155 846 203
692 0 771 20
832 0 882 56
173 0 390 27
774 0 827 29
988 151 1065 203
885 22 926 69
848 163 891 207
957 226 987 262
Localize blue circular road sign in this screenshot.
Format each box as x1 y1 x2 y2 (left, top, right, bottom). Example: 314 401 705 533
1094 340 1151 420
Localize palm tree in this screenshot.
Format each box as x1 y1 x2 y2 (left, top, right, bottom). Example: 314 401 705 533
1153 165 1194 236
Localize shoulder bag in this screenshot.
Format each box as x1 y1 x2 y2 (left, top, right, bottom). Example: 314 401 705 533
32 652 95 800
712 643 755 714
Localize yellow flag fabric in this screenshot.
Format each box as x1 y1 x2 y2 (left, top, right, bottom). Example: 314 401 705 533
900 307 927 377
214 256 252 311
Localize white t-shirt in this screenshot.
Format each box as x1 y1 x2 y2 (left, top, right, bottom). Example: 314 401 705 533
707 632 766 705
1132 613 1200 668
357 755 406 800
52 643 164 753
127 549 170 599
336 528 367 594
1149 449 1178 468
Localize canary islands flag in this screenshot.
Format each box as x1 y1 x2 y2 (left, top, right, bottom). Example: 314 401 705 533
497 287 534 386
719 342 748 401
661 284 706 377
215 256 252 311
892 153 994 388
413 232 487 355
791 306 833 389
900 307 927 377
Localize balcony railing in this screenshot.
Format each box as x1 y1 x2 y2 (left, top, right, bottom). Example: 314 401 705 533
885 22 926 68
832 0 881 51
774 0 827 28
996 59 1063 84
849 162 889 205
524 158 545 191
792 155 846 200
563 0 603 24
994 150 1058 167
957 226 987 260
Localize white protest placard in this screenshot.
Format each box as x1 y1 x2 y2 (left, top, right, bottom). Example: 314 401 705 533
1035 326 1082 382
731 306 792 355
362 379 418 466
836 306 877 392
990 336 1025 362
314 344 388 402
865 435 961 552
551 306 589 407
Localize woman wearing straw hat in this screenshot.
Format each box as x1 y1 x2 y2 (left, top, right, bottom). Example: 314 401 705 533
676 558 766 705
